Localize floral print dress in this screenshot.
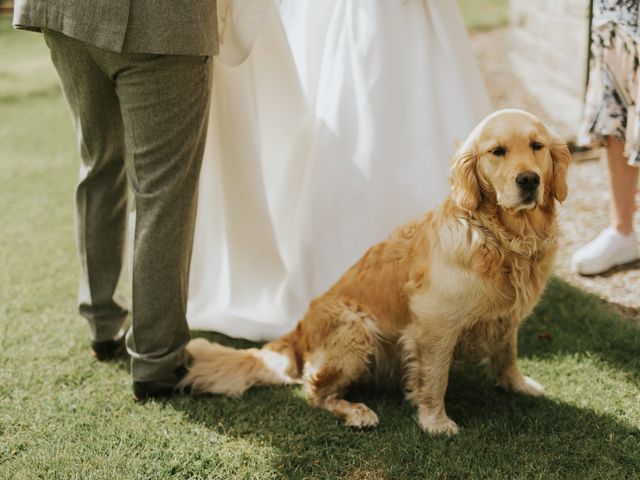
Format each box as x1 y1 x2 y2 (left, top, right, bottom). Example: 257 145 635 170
579 0 640 166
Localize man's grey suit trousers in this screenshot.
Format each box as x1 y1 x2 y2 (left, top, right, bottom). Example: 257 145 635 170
44 29 213 382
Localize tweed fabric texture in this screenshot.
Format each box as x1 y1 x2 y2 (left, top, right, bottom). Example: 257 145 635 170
43 29 213 381
14 0 218 56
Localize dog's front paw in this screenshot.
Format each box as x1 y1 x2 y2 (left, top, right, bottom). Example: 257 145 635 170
499 374 544 397
517 376 544 396
417 409 459 436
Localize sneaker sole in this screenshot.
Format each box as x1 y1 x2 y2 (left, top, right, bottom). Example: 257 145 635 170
575 253 640 276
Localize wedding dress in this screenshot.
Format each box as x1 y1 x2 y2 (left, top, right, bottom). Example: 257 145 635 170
186 0 492 341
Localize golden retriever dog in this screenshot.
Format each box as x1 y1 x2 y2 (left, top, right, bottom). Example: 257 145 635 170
180 109 570 435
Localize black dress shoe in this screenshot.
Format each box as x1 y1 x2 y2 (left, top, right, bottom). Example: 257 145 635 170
133 364 191 401
91 335 126 361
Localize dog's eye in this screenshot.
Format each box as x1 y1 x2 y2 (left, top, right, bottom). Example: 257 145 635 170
531 141 544 151
491 147 506 157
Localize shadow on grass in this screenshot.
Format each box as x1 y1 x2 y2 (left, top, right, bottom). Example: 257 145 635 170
164 277 640 478
170 374 639 478
520 277 640 382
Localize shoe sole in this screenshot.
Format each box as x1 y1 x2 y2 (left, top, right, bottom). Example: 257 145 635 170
574 254 640 276
91 343 127 362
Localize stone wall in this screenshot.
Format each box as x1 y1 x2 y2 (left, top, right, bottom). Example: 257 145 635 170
509 0 592 139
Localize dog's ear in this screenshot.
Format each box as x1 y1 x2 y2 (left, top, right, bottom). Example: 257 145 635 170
451 147 481 212
550 140 570 203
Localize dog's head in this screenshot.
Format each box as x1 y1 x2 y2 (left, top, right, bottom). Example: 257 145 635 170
451 109 570 213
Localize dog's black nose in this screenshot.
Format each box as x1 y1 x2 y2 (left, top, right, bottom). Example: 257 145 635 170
516 171 540 192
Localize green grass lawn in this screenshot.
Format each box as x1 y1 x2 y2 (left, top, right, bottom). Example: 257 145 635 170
1 13 640 480
458 0 509 31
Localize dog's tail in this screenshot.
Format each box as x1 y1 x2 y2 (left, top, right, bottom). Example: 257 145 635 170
178 330 302 397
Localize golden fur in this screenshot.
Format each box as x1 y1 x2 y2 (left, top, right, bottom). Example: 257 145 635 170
180 109 571 435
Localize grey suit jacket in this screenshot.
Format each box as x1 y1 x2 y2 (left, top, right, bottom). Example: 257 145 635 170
13 0 218 56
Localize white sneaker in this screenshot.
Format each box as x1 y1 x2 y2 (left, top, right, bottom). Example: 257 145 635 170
571 228 639 275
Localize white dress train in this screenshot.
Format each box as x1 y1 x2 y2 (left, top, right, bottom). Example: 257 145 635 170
186 0 492 341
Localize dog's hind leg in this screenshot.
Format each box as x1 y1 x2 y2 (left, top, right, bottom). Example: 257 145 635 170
302 301 380 428
314 395 379 428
